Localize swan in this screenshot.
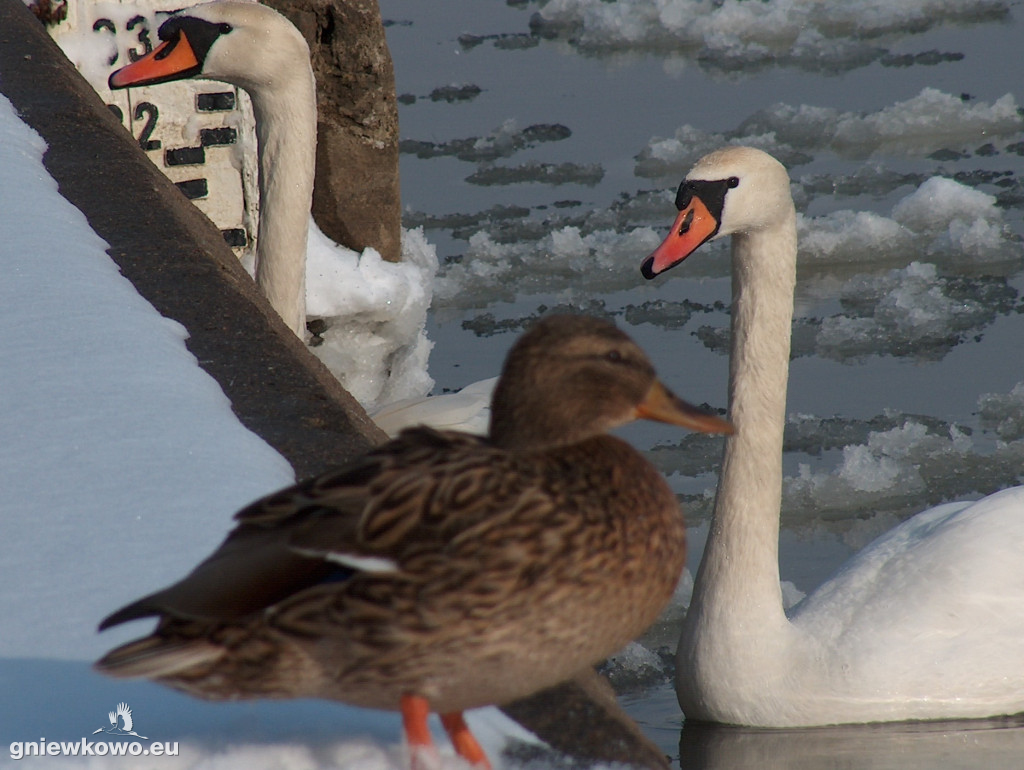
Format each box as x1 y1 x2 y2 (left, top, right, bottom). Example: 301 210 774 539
641 146 1024 727
371 376 497 438
109 1 315 338
108 2 494 433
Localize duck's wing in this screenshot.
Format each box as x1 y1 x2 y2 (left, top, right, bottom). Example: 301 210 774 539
98 428 498 629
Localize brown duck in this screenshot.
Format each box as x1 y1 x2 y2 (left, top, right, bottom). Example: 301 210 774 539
95 314 732 768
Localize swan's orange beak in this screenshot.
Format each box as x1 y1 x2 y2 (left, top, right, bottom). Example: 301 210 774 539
641 195 720 279
109 31 200 89
634 380 733 435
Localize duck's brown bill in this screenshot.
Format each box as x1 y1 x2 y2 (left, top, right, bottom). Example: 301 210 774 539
109 32 199 89
641 195 719 279
635 381 733 435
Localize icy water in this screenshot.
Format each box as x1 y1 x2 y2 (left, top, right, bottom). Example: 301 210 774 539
381 0 1024 766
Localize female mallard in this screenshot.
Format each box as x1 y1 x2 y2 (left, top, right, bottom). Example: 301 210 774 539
95 314 732 768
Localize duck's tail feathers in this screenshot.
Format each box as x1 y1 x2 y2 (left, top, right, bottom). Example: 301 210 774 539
94 635 223 679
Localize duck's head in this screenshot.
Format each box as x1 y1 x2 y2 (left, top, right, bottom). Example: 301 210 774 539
108 1 309 93
489 314 732 450
641 146 793 278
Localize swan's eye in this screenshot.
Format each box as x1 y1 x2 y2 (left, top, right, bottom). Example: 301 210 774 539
727 176 740 188
219 23 232 34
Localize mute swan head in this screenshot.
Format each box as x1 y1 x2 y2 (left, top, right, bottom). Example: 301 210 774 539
108 2 310 94
641 146 794 278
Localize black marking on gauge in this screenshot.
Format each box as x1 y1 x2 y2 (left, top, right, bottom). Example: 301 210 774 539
221 228 247 248
92 19 118 65
134 102 161 151
175 178 209 199
165 146 206 166
196 92 236 112
125 15 154 62
200 127 237 146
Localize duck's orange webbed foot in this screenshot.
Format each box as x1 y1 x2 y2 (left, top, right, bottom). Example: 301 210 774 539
440 711 491 769
401 694 440 770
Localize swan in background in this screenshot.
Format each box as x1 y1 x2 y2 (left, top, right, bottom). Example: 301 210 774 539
642 146 1024 727
108 2 494 432
371 376 497 438
110 1 313 338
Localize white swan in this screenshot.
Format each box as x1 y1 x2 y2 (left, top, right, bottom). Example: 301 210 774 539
642 146 1024 727
110 1 315 338
108 2 494 434
370 376 497 438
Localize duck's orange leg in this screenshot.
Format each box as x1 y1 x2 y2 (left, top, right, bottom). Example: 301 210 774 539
401 694 439 770
440 711 491 769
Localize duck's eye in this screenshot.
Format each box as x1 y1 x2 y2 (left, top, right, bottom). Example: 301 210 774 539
727 176 740 188
605 350 624 364
219 23 232 34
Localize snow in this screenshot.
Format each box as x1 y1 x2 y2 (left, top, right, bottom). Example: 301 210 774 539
0 93 536 770
0 92 293 663
302 223 438 410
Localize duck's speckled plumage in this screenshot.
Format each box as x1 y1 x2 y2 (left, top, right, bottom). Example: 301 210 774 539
95 314 731 762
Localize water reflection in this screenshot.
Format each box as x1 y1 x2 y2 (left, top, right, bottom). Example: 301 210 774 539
679 716 1024 770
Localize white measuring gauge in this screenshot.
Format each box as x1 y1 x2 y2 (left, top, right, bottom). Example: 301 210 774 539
48 0 260 258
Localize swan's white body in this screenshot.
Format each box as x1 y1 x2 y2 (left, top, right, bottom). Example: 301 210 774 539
651 147 1024 727
371 377 497 438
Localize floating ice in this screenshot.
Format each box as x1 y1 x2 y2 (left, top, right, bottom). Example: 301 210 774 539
635 89 1024 179
784 417 1024 522
400 119 571 162
599 641 669 692
979 381 1024 441
436 172 1019 326
815 262 1018 361
434 226 666 307
466 161 605 187
649 397 1024 532
532 0 1009 73
798 176 1019 269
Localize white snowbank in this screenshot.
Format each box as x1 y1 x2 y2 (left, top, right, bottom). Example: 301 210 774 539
0 92 293 663
0 88 543 770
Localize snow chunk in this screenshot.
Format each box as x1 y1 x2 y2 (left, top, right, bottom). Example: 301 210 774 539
305 225 438 410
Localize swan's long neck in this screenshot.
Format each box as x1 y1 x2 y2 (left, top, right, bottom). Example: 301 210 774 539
687 215 797 641
248 68 316 337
